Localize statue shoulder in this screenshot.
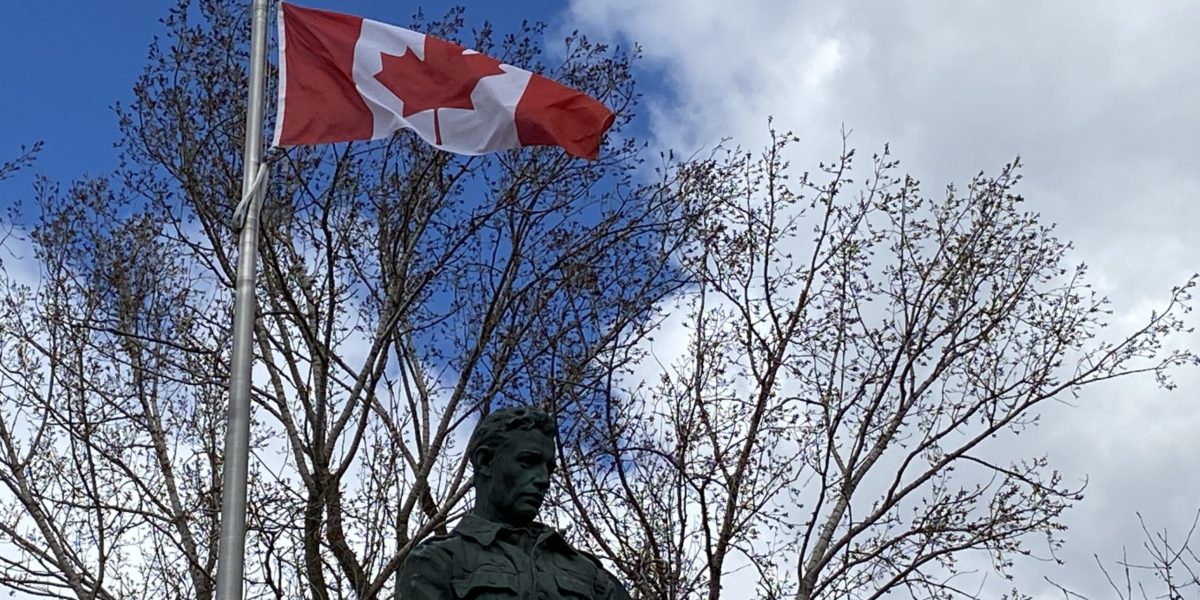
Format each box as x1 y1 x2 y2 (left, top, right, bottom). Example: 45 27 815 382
396 534 467 598
573 549 632 600
409 531 464 561
408 529 501 567
575 547 607 570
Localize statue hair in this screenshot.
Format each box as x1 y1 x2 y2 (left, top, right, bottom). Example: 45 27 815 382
467 406 557 471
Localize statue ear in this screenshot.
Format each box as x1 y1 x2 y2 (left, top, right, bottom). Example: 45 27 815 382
474 446 494 478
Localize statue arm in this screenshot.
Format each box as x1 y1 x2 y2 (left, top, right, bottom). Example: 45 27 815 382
396 544 453 600
600 568 633 600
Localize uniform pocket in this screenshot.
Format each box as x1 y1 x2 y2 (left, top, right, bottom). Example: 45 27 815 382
556 573 595 598
451 569 519 599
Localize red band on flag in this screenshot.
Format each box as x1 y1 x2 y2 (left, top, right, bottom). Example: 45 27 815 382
275 3 373 145
516 75 616 161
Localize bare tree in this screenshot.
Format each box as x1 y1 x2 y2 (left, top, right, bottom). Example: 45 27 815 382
1049 511 1200 600
558 128 1196 600
0 2 694 599
0 142 41 182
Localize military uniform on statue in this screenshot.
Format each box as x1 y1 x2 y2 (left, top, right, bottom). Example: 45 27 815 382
397 407 631 599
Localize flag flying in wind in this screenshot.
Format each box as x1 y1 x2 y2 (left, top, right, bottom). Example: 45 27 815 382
273 3 616 159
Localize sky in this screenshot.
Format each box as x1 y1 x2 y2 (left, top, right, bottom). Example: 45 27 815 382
564 1 1200 597
2 1 1199 598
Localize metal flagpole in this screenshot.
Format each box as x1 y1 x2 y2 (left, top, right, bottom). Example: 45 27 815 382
215 0 270 598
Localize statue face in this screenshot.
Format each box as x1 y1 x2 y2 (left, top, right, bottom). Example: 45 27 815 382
479 431 556 526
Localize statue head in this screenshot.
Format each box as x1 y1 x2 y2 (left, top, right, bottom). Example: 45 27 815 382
467 406 558 527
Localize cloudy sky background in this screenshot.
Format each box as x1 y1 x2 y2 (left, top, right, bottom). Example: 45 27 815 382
2 1 1198 598
563 0 1199 596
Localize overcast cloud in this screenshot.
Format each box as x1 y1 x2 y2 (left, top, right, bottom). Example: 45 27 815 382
566 1 1200 596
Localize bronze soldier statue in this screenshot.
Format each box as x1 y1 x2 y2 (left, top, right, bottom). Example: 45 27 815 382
396 406 632 599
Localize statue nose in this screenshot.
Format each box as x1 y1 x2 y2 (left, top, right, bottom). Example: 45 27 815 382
532 466 550 490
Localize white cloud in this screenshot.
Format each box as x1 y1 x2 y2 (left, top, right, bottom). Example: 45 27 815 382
566 0 1200 595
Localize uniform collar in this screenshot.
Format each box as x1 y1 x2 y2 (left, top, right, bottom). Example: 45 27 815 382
454 513 576 554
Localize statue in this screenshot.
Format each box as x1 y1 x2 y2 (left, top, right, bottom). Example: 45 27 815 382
396 406 632 599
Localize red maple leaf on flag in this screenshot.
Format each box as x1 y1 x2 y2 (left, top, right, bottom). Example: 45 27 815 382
374 36 506 145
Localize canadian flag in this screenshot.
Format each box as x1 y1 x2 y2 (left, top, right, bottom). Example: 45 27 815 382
272 3 615 160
